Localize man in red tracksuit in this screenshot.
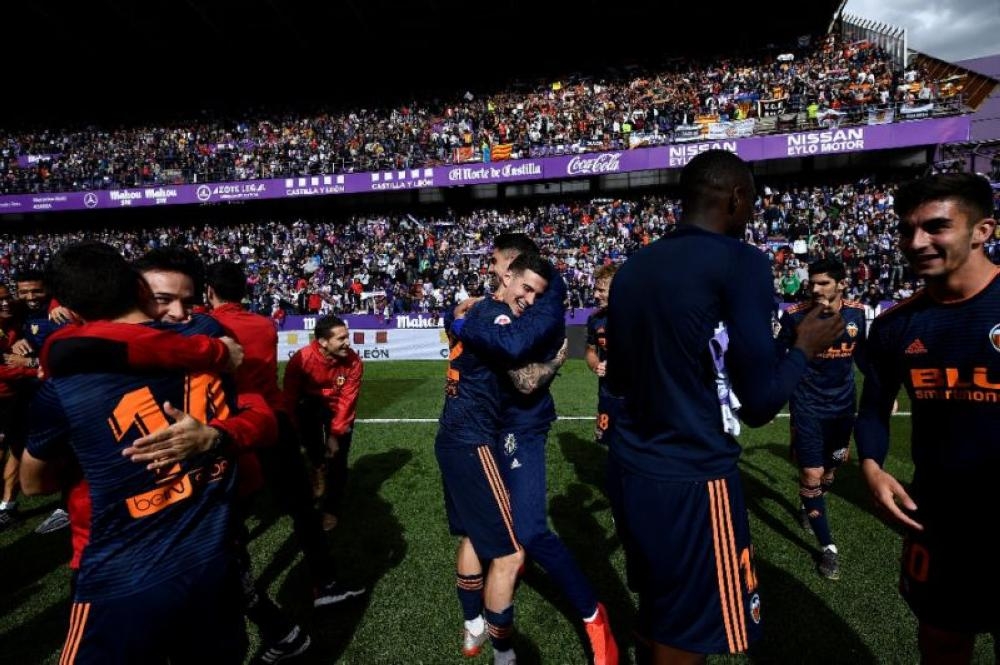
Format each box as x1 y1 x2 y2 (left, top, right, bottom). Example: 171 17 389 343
206 261 364 607
283 315 363 532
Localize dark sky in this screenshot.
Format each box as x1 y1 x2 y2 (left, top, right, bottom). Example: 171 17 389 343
2 0 841 127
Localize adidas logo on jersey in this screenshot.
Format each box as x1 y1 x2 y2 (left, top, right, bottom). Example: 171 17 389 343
905 338 928 355
510 458 522 470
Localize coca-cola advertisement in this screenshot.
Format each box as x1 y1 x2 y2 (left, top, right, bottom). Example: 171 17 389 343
565 153 624 176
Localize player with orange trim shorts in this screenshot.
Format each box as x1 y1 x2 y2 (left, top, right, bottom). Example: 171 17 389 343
20 242 250 665
777 258 867 580
132 247 309 664
606 150 842 664
452 235 617 664
856 173 1000 664
436 252 552 665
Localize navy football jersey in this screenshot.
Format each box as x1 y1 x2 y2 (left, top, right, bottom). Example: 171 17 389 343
27 317 239 602
459 274 567 429
780 300 867 417
856 274 1000 490
22 314 63 351
28 370 237 602
607 226 807 481
437 298 516 448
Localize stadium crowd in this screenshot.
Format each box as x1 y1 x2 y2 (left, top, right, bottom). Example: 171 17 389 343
2 178 997 317
0 33 953 195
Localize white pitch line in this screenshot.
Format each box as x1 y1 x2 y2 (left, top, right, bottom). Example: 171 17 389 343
356 413 911 423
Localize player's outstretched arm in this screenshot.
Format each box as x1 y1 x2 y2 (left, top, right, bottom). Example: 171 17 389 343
726 251 842 426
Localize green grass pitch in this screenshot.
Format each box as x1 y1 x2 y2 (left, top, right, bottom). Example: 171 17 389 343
1 360 994 663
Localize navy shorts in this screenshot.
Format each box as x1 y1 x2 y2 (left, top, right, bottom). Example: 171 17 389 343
789 412 853 470
606 452 645 593
900 492 999 633
62 558 245 665
594 393 623 445
617 468 762 654
498 422 598 618
435 442 519 560
494 425 549 544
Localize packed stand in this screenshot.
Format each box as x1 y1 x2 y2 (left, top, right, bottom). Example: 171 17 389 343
0 34 954 195
3 177 997 316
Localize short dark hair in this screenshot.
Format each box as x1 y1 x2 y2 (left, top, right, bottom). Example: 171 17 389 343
895 173 994 224
493 233 539 258
133 247 205 299
205 261 247 303
508 252 553 285
679 149 753 210
14 269 46 285
48 242 141 321
314 315 347 340
808 258 846 282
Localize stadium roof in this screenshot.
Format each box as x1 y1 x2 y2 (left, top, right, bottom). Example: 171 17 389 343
5 0 843 125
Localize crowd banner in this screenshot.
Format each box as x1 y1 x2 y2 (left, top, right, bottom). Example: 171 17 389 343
0 116 971 215
759 98 788 117
899 102 934 118
672 124 704 142
866 107 895 125
705 119 756 140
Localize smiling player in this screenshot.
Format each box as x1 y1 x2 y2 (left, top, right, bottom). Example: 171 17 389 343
779 258 867 580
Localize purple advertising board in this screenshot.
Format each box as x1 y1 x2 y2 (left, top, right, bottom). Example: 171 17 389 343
0 116 971 215
281 302 900 332
280 309 598 331
16 154 61 168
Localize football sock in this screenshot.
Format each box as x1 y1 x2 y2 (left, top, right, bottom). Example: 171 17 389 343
457 572 484 621
485 605 514 653
800 483 833 547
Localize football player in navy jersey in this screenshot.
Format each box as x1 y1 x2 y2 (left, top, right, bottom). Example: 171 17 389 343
856 173 1000 664
606 150 842 663
778 258 867 580
436 252 552 665
452 235 617 665
20 242 248 665
585 263 620 446
131 247 315 663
